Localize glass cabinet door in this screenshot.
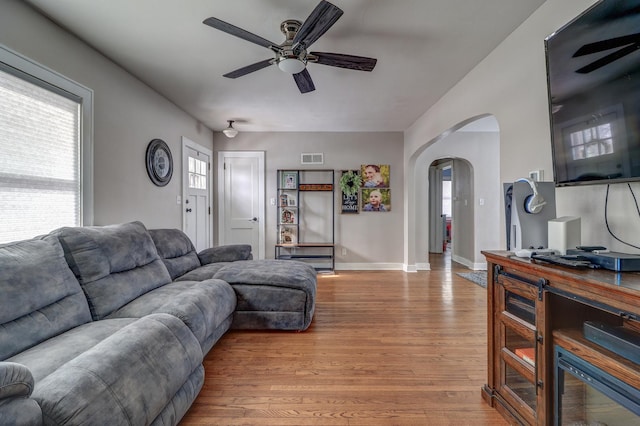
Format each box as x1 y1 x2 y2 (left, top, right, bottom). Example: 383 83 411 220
496 272 539 424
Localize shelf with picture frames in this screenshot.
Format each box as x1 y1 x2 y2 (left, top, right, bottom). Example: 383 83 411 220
275 169 335 271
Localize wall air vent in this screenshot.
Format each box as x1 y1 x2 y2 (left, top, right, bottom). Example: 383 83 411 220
301 153 324 165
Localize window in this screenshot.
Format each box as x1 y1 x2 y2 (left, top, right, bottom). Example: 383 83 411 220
0 45 93 243
188 156 207 190
442 180 452 217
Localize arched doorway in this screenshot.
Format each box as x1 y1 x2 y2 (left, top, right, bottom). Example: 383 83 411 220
407 115 501 271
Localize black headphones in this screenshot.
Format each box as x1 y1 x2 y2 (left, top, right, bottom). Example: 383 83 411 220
517 177 546 214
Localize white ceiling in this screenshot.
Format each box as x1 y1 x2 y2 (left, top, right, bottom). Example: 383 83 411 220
24 0 545 133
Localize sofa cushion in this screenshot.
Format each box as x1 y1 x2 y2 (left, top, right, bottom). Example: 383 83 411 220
174 262 231 281
149 228 201 280
197 244 253 264
8 318 137 382
105 279 237 352
0 236 92 360
213 259 317 331
52 221 172 320
30 313 203 426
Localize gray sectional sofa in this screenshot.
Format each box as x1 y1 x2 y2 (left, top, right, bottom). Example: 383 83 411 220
0 221 317 426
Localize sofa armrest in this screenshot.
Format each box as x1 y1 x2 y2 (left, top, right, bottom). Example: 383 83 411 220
0 362 42 425
198 245 253 264
0 362 34 400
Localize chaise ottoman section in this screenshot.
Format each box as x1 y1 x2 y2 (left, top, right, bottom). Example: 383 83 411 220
213 259 317 331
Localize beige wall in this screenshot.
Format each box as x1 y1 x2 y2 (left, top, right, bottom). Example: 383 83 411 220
405 0 640 260
214 132 404 267
0 0 213 230
6 0 636 266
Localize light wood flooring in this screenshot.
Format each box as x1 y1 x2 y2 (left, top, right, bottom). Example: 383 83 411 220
180 252 508 425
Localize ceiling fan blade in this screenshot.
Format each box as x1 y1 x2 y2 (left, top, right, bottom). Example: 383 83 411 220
293 69 315 93
223 59 274 79
203 17 278 49
576 42 639 74
310 52 377 71
573 33 640 57
293 1 343 53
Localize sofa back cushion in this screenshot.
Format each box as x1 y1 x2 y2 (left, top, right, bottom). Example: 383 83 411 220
149 228 201 280
0 235 92 360
52 221 172 320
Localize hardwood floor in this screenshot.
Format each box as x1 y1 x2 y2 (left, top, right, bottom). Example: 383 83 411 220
180 253 508 425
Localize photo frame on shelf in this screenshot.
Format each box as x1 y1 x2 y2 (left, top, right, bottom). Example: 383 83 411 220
287 197 297 207
279 193 288 207
279 226 297 244
280 208 296 224
282 171 297 189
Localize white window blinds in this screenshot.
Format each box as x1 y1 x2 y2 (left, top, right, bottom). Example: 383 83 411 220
0 68 81 243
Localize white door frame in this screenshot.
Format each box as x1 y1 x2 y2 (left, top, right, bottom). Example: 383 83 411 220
217 151 265 259
182 137 212 248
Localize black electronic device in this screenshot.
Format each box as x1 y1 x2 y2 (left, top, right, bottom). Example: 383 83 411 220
531 254 599 269
567 249 640 271
583 321 640 365
576 245 607 252
544 0 640 187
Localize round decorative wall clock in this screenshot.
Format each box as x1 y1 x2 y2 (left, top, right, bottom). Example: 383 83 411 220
145 139 173 187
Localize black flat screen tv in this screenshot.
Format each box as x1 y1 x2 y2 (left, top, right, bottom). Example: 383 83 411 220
545 0 640 187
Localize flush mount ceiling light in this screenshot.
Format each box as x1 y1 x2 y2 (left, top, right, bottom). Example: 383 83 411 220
222 120 238 138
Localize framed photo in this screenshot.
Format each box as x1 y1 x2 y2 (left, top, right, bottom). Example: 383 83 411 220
362 188 391 212
288 197 297 207
280 208 296 224
279 226 297 244
282 171 297 189
361 164 390 188
279 193 288 207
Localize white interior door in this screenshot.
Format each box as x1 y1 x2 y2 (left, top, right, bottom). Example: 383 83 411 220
217 151 265 259
429 165 444 253
182 137 211 252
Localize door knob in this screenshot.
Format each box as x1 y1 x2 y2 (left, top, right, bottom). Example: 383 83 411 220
249 217 258 222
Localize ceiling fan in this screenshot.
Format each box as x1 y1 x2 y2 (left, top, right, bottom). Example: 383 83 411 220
573 32 640 74
203 0 377 93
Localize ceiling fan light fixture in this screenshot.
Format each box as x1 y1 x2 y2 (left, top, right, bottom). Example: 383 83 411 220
277 57 306 74
222 120 238 138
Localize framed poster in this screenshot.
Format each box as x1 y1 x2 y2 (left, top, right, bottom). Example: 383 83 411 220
362 188 390 212
282 171 297 189
341 193 359 214
340 170 360 214
361 164 390 188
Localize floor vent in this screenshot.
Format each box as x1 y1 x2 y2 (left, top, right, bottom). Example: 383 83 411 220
301 153 324 165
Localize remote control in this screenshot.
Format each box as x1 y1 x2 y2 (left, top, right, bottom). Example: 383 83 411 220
576 245 607 252
531 254 599 268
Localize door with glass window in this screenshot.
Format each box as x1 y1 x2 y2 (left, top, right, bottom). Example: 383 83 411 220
182 139 211 252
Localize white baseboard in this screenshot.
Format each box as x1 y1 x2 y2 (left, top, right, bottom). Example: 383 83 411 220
415 262 430 271
335 262 404 271
451 254 487 271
